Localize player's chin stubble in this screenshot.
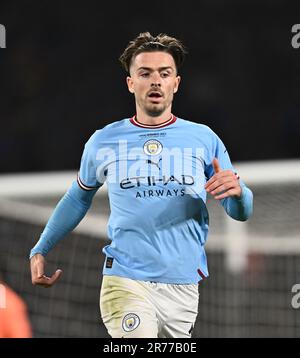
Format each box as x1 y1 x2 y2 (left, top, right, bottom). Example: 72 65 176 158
145 106 165 117
144 99 169 117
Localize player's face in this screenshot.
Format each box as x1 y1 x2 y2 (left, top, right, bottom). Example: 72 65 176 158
127 51 181 117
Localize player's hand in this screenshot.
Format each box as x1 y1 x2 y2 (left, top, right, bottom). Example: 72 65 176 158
30 253 62 288
205 158 241 200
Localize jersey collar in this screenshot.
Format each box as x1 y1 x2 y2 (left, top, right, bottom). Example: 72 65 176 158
129 114 177 129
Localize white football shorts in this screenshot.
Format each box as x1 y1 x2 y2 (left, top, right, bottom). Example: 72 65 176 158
100 275 199 338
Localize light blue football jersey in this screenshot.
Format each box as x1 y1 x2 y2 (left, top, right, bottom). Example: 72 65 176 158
78 115 251 284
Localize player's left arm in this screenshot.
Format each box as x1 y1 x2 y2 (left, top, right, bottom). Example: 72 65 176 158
205 158 253 221
204 135 253 221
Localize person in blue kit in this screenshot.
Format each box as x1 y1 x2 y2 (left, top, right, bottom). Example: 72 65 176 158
30 32 253 338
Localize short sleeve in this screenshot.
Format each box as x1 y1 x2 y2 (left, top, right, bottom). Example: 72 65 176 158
77 135 102 191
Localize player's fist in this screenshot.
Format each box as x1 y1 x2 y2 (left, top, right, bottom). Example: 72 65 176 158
30 253 62 288
205 158 241 200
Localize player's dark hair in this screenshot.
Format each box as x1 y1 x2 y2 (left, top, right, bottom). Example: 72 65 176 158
119 32 187 74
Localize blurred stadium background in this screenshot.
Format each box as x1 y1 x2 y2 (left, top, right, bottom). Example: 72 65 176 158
1 0 300 337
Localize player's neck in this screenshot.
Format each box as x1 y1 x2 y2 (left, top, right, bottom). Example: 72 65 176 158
135 109 173 126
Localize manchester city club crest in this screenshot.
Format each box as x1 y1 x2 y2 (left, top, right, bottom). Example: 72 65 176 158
122 313 140 332
143 139 163 156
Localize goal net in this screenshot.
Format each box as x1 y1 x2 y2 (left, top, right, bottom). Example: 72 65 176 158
0 160 300 337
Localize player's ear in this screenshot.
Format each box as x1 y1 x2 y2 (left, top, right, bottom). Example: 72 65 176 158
173 75 181 94
127 76 135 94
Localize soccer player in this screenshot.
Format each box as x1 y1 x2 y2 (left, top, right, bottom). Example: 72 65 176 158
30 32 253 338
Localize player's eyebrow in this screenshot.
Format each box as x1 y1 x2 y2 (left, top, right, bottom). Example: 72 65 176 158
137 66 174 72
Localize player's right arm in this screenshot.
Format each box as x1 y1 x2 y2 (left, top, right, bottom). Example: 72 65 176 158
30 181 99 287
30 132 103 287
